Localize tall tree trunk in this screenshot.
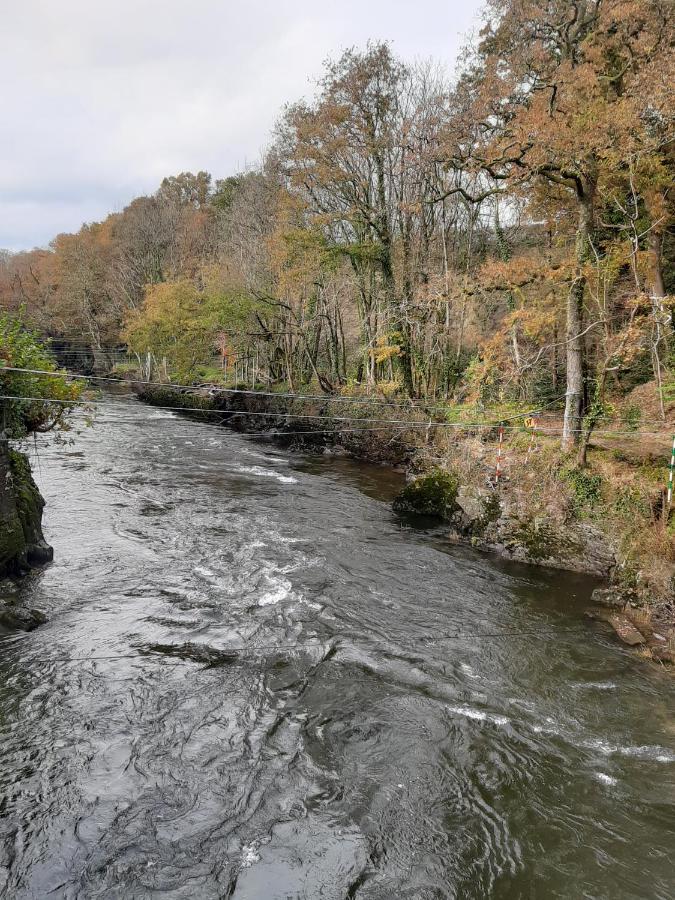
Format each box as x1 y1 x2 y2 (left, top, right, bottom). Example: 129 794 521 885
562 187 594 451
646 226 669 419
381 250 414 396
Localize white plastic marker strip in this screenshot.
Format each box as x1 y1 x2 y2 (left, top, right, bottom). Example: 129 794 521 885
495 425 505 483
668 434 675 505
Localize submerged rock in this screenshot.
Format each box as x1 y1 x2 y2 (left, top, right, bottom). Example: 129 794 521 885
0 603 47 632
144 642 239 667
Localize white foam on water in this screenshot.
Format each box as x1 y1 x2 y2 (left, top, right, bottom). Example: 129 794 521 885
527 719 675 764
585 739 675 763
530 715 567 737
258 576 293 606
447 704 509 727
460 662 481 680
241 844 260 867
237 465 298 484
594 772 618 786
533 724 558 735
243 450 288 464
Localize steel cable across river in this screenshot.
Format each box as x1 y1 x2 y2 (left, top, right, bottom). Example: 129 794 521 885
0 397 674 898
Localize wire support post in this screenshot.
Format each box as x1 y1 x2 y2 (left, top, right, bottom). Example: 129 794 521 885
524 416 539 465
668 434 675 507
492 423 508 487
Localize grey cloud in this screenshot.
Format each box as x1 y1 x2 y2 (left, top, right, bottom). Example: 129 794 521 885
0 0 483 250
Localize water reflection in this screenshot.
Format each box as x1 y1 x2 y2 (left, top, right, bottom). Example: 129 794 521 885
0 400 672 899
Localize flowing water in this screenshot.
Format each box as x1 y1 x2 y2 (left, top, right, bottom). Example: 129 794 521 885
0 398 673 899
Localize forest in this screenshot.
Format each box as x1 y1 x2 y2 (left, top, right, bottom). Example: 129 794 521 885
4 3 675 892
0 0 671 452
1 0 674 613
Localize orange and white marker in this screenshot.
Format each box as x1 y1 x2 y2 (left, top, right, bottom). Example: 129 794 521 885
524 416 538 465
495 425 505 483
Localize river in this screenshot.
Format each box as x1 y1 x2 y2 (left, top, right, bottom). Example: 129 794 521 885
0 397 673 898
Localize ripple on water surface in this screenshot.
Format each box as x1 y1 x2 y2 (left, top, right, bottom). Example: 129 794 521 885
0 401 673 899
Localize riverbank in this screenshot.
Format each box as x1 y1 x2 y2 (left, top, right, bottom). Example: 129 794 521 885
4 392 674 896
136 383 675 664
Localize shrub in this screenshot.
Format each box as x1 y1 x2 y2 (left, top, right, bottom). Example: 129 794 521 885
620 404 642 431
0 313 86 438
563 467 604 512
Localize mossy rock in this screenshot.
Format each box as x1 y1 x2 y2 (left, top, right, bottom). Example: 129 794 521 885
0 447 52 575
9 450 46 548
393 469 460 521
472 491 502 535
512 519 559 561
139 386 214 411
0 518 25 572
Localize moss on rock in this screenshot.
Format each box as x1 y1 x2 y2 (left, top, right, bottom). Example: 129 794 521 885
393 469 461 521
0 442 52 576
9 450 47 552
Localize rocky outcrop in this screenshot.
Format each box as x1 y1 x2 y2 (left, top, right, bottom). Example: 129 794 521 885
586 587 675 662
0 436 53 577
136 383 417 465
477 516 615 577
394 476 616 578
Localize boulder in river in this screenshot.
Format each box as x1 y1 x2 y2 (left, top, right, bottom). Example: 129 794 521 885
0 603 47 632
393 469 465 523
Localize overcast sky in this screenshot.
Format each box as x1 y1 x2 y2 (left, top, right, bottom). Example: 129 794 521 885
1 0 484 251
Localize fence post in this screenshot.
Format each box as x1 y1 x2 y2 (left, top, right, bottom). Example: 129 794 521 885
524 416 538 465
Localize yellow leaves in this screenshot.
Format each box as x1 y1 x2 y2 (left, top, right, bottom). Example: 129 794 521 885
373 346 401 364
372 334 402 364
122 279 205 357
516 307 556 341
